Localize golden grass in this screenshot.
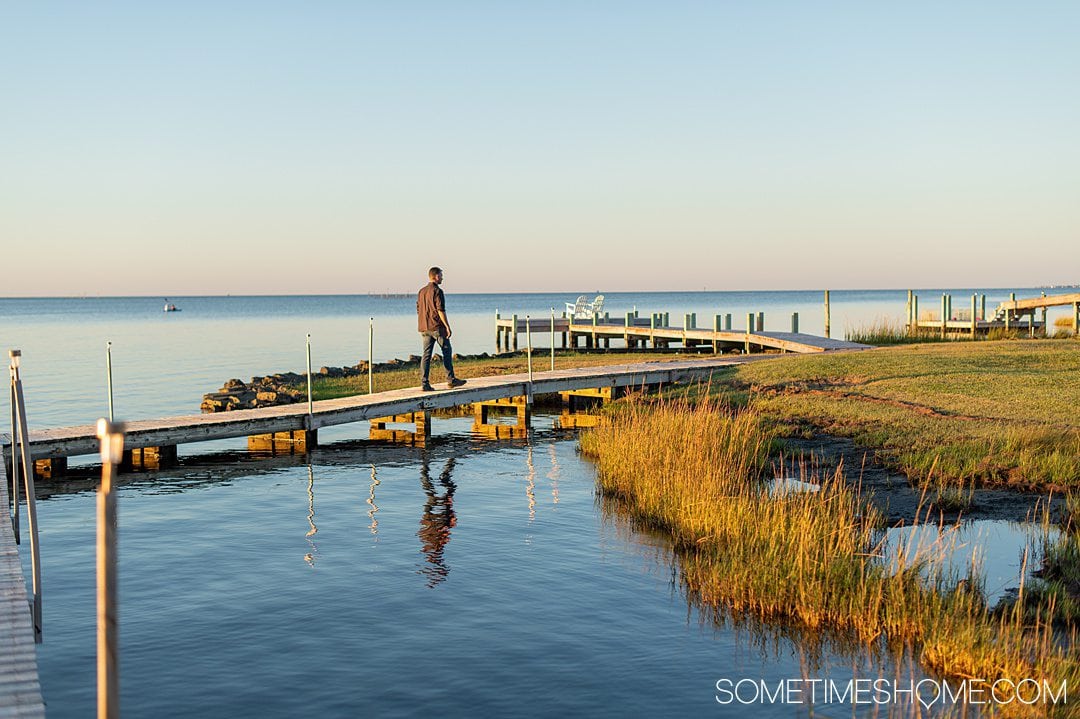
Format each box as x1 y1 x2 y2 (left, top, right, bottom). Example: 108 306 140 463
580 395 1079 693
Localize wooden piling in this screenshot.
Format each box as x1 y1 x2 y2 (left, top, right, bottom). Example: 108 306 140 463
941 294 947 339
824 290 831 338
511 315 519 351
791 312 799 333
970 294 977 339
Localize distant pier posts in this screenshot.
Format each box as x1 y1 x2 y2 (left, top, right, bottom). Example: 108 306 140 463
248 430 318 454
473 396 530 439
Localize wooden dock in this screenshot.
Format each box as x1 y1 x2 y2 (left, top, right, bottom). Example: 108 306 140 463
0 356 858 465
494 313 868 354
907 291 1080 338
0 479 46 718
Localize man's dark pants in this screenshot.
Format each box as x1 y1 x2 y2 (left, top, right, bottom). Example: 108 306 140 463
420 330 455 385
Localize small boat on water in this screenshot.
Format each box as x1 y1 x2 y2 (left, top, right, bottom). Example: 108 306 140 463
163 299 181 312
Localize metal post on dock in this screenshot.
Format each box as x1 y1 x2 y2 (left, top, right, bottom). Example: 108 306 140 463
368 318 374 394
106 341 115 422
550 308 555 371
97 418 124 719
525 315 533 395
306 334 314 425
791 312 799 333
8 357 19 541
824 291 831 339
10 349 41 642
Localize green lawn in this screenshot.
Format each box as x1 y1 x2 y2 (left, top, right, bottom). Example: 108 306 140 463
725 340 1080 490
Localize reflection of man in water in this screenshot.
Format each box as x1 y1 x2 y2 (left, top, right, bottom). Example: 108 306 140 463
418 455 457 587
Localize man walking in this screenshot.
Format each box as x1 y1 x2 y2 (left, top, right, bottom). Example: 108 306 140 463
417 266 467 391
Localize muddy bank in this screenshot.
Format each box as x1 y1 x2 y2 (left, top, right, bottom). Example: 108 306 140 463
778 434 1064 525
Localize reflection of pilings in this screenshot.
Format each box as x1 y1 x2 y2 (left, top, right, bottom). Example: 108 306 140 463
547 443 560 505
417 455 457 588
304 464 317 567
367 464 380 538
526 444 536 522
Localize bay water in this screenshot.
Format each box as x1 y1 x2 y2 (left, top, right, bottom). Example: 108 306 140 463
0 288 1062 717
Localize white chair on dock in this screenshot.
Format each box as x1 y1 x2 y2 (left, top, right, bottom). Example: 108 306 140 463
566 295 589 318
588 295 604 318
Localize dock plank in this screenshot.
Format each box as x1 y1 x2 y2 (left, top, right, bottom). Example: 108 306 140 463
0 480 46 718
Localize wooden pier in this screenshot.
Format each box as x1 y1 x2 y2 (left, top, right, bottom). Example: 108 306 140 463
907 291 1080 338
494 313 867 354
0 479 46 718
0 356 880 469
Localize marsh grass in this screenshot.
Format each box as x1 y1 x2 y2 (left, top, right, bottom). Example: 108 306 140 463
580 396 1078 692
845 318 948 346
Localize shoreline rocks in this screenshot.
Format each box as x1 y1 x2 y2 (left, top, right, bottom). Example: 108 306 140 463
200 353 493 413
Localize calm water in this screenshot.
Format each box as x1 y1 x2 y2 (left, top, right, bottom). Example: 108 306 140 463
2 291 1063 716
0 287 1061 430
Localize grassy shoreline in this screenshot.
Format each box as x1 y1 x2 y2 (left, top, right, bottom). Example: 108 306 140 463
723 340 1080 492
579 396 1079 705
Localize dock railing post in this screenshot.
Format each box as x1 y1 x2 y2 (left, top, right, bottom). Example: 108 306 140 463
911 295 918 334
525 316 533 400
970 294 977 339
624 311 632 349
10 349 41 642
757 311 764 333
906 290 912 330
512 314 519 351
745 313 753 354
97 418 124 719
368 318 374 394
824 290 831 338
495 309 501 353
306 334 314 427
8 357 20 542
713 314 721 353
550 308 555 371
106 341 114 422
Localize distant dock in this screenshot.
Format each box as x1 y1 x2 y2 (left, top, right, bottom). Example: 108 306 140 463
494 311 868 354
907 291 1080 338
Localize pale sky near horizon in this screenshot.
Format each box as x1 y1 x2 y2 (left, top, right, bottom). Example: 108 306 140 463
2 2 1078 296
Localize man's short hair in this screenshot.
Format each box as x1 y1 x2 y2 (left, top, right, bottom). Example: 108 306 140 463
428 266 442 279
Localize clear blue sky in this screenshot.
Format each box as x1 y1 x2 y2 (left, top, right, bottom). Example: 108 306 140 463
2 1 1078 295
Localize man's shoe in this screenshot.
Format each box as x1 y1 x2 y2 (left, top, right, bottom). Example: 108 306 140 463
421 383 436 392
447 377 467 389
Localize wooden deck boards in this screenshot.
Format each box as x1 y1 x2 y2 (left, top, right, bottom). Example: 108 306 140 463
0 356 825 462
0 481 46 718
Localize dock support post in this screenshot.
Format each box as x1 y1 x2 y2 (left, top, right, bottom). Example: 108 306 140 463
724 314 732 331
473 396 530 438
550 309 556 371
906 290 912 331
495 310 501 352
511 314 518 351
980 295 986 322
120 446 178 471
791 312 799 334
649 313 656 348
757 312 764 333
941 294 948 339
971 294 977 339
911 295 918 334
713 314 721 353
248 430 318 453
369 414 429 445
824 290 831 338
745 313 753 354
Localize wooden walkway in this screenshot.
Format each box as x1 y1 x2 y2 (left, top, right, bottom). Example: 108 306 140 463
0 356 837 463
0 480 46 718
495 316 868 354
